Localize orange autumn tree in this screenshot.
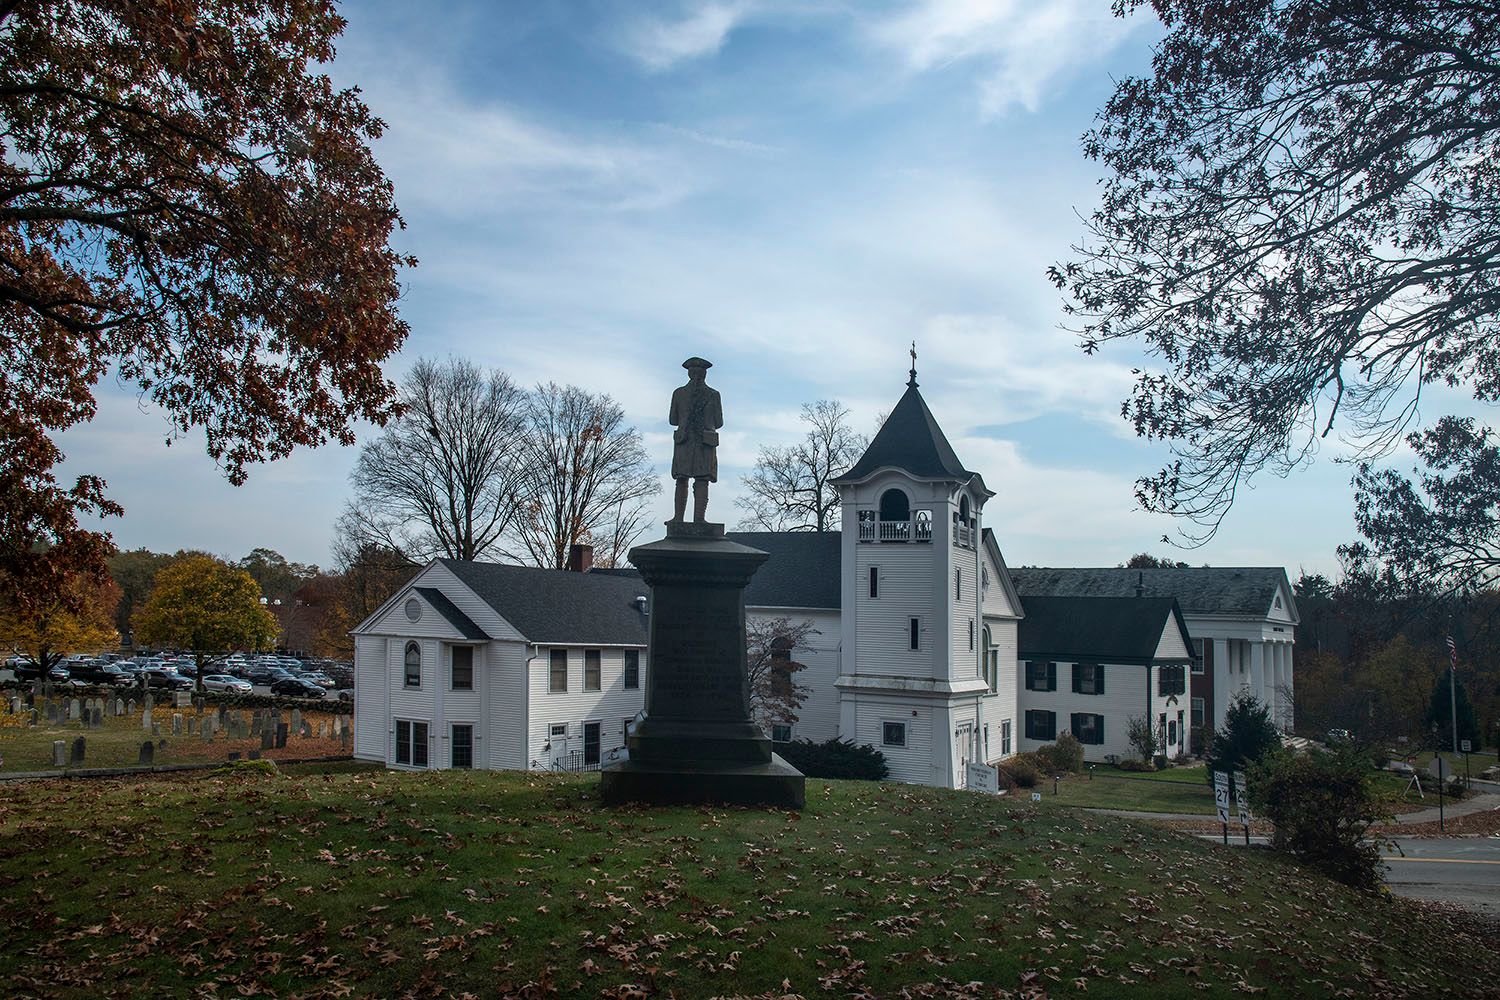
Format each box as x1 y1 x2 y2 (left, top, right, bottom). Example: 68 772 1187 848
133 556 279 690
0 0 414 612
0 574 120 673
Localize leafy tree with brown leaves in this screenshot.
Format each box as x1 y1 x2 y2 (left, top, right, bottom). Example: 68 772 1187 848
737 400 867 532
1054 2 1500 547
0 0 412 611
133 555 279 689
0 573 119 673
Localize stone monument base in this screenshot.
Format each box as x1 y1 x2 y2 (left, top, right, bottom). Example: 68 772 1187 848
600 753 805 810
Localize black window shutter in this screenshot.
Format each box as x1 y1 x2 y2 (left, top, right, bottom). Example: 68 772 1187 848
1071 664 1080 694
1048 711 1057 739
1070 712 1081 738
1095 715 1105 745
1096 663 1105 695
1047 662 1057 691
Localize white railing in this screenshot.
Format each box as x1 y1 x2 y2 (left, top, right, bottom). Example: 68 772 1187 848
857 514 934 543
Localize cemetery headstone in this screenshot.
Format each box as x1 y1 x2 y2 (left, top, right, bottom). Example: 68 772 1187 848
142 707 153 732
52 740 66 767
340 726 352 751
251 711 263 736
70 736 85 765
114 698 124 716
261 728 275 751
172 714 183 737
275 722 288 749
290 708 302 735
144 693 154 713
188 717 198 735
316 721 325 740
127 698 136 715
301 721 312 739
46 702 59 724
69 697 80 721
138 741 154 765
151 722 160 737
90 707 102 728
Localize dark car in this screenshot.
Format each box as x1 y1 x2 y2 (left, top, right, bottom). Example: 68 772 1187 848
12 659 70 683
138 667 193 691
67 661 135 687
270 677 325 699
246 666 293 686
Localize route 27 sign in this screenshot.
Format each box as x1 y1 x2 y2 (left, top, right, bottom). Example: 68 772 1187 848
1214 770 1231 824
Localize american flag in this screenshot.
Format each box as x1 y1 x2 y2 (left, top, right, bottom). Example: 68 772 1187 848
1447 634 1458 668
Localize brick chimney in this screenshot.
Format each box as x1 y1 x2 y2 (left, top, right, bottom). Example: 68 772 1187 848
567 543 594 573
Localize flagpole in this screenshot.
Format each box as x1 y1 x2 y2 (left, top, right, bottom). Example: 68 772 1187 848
1448 634 1460 756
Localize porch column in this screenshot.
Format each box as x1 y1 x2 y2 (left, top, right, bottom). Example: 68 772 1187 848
1283 642 1295 732
1249 641 1265 711
1213 638 1231 731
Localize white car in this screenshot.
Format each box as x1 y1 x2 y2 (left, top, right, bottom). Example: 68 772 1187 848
201 674 253 694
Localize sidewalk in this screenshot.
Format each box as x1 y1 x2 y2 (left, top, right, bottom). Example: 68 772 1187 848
1390 790 1500 825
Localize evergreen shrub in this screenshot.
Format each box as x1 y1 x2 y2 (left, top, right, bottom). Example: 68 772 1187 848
776 738 888 780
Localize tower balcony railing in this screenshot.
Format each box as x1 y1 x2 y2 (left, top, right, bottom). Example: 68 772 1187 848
857 514 933 543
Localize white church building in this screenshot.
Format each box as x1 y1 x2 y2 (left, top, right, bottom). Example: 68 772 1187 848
352 370 1297 787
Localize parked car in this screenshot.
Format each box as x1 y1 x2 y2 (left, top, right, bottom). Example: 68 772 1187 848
299 672 336 689
67 661 135 687
138 667 193 691
12 659 70 683
201 674 253 694
246 666 293 686
270 677 325 698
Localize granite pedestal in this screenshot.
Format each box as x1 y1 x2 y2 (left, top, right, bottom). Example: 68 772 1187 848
600 522 805 809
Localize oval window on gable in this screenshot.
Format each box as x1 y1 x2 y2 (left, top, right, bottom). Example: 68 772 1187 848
878 488 910 522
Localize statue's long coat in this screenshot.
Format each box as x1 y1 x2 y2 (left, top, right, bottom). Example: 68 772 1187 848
669 382 722 481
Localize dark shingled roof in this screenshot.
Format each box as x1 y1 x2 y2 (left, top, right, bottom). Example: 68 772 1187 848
1018 596 1192 664
438 559 648 645
1010 566 1296 622
413 587 489 641
832 383 981 487
724 532 842 609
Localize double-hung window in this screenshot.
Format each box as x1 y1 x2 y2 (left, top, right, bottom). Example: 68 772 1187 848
394 720 428 767
1025 660 1056 692
1024 710 1056 741
451 724 473 769
1158 664 1186 696
584 649 601 691
623 650 640 689
1072 662 1104 695
1000 719 1012 755
1070 713 1105 746
549 649 568 692
450 646 473 690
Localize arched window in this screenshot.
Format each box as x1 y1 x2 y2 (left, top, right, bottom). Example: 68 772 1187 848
959 494 971 527
404 641 421 688
982 627 997 692
878 488 910 522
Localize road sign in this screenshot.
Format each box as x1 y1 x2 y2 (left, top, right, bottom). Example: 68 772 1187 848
1462 739 1472 753
1233 771 1250 826
966 761 999 794
1214 770 1231 824
1031 792 1041 803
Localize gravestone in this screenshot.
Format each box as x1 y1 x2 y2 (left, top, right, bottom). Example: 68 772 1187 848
141 707 152 731
172 714 183 737
340 727 352 751
301 721 312 739
316 721 325 740
260 728 275 751
138 741 154 765
70 736 85 764
69 697 80 721
599 358 803 809
151 722 160 737
275 723 288 749
188 717 198 735
251 711 263 736
127 699 136 715
144 693 154 713
218 705 227 724
290 708 302 735
46 702 59 724
115 698 124 716
90 707 102 728
52 740 66 767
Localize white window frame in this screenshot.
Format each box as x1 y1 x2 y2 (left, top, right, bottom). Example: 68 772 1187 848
623 649 640 689
549 722 568 740
1000 719 1012 756
882 720 907 747
584 648 602 691
449 644 474 691
450 722 474 769
403 641 421 689
548 649 568 693
394 718 429 768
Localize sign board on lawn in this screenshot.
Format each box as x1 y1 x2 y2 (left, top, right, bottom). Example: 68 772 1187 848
1234 771 1250 827
1462 739 1472 753
966 761 999 794
1214 770 1231 824
1031 792 1041 803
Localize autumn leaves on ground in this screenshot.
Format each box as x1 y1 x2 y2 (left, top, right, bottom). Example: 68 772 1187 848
1 767 1495 1000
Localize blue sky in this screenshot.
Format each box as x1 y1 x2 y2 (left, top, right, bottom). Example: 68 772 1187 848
57 0 1382 576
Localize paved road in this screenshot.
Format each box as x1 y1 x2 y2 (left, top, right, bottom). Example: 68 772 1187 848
1383 836 1500 915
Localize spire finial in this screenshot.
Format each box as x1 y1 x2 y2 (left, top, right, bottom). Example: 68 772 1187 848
908 341 918 387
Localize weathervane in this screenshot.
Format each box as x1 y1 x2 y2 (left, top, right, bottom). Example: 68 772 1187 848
908 341 918 387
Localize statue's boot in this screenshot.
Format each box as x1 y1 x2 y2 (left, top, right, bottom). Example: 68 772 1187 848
693 479 709 522
673 478 689 522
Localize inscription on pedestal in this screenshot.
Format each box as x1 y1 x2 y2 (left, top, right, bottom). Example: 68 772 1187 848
647 586 748 721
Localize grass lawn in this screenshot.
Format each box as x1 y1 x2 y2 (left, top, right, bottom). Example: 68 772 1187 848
0 702 351 772
1044 769 1217 815
3 769 1496 998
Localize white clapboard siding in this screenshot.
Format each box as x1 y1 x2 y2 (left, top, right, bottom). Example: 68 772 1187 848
486 640 529 770
949 543 983 684
854 542 937 677
1016 660 1156 764
981 617 1019 760
750 608 841 744
353 635 388 762
980 543 1019 619
526 646 648 767
1155 616 1190 660
852 698 930 784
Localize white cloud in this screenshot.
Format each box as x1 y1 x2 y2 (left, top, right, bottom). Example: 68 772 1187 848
621 2 752 71
868 0 1140 115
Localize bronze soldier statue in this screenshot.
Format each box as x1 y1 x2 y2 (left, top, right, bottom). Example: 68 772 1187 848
669 357 722 523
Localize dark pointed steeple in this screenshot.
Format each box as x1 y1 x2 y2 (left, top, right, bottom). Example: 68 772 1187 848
832 361 987 493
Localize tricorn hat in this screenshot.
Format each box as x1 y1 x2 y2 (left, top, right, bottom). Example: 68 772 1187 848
681 356 713 370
